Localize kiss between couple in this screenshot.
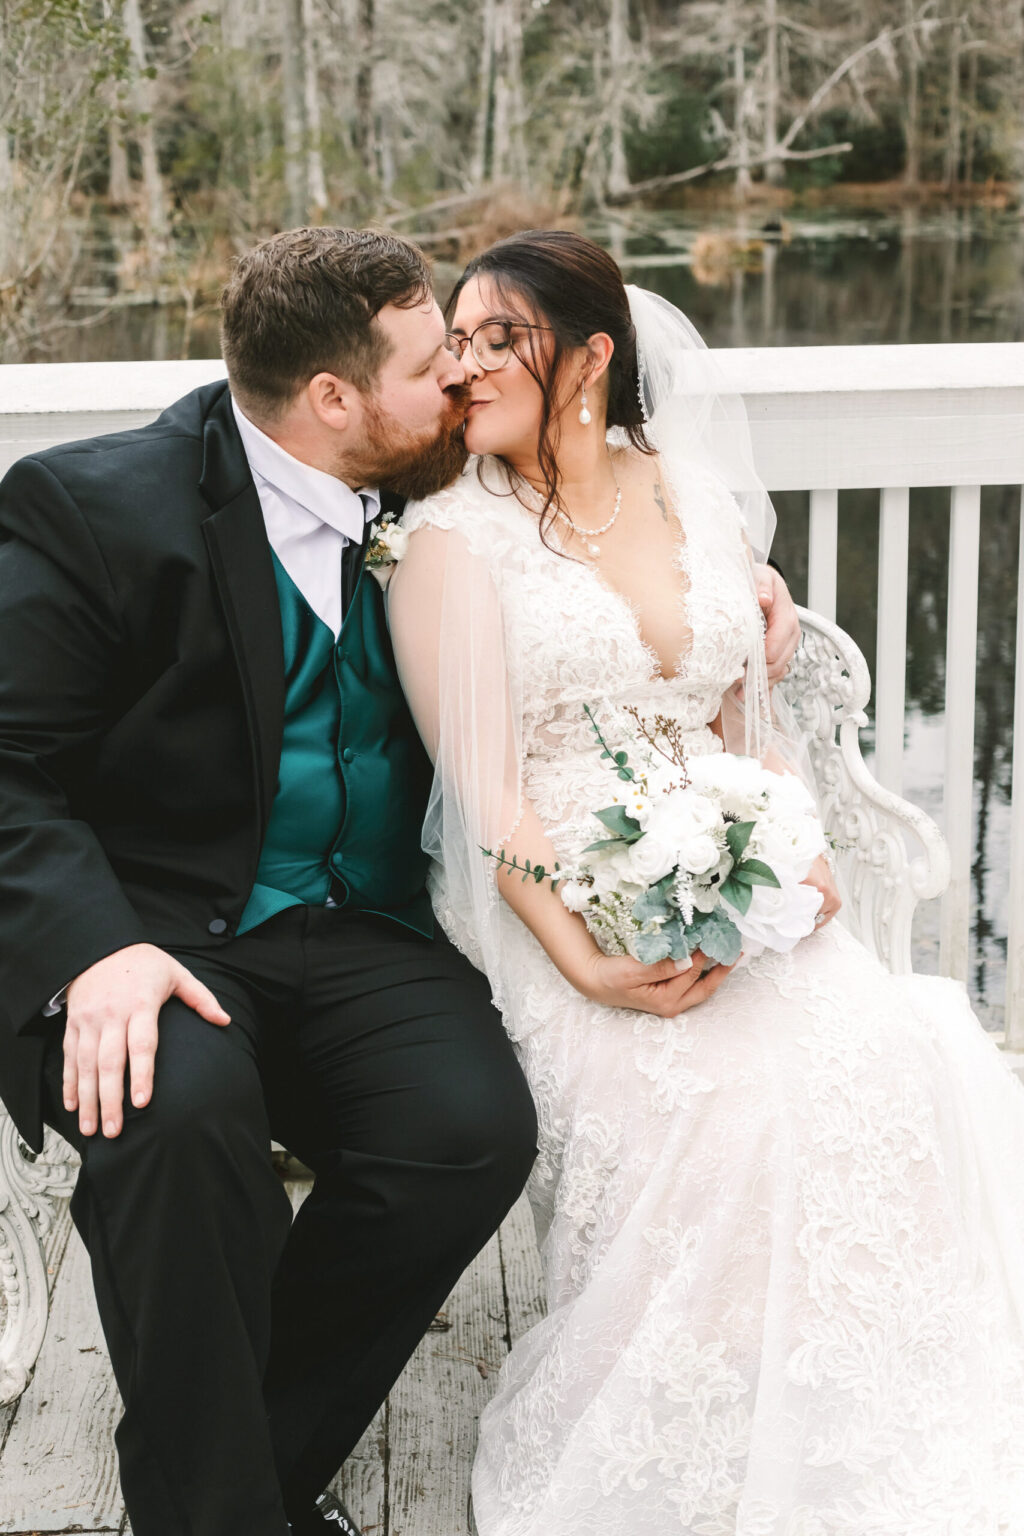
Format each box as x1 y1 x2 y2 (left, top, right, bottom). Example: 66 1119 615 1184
1 226 1024 1536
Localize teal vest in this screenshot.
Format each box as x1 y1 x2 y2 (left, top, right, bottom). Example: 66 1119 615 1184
237 551 433 937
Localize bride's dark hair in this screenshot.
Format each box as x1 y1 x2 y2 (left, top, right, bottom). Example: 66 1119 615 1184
445 228 654 545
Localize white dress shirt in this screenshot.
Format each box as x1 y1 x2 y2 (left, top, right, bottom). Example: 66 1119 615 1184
231 396 380 639
42 400 381 1015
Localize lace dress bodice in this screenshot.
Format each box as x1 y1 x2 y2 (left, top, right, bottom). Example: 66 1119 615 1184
402 454 761 871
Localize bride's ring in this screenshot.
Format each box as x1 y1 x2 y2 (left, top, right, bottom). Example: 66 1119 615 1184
814 912 828 926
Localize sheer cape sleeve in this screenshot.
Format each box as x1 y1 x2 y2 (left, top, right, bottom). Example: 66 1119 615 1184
386 478 527 1012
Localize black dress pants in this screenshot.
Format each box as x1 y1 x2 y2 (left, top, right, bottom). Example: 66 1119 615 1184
41 906 538 1536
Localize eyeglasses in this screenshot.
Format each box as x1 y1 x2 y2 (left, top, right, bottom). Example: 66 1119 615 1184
443 319 553 372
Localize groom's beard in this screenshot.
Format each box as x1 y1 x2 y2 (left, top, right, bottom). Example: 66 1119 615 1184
349 384 471 501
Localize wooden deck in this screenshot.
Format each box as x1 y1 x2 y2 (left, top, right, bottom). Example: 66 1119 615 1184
0 1175 544 1535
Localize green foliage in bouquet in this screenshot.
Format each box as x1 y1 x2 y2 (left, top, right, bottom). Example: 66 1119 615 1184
576 710 782 967
481 703 785 969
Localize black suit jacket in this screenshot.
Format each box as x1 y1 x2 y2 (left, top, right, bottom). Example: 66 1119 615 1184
0 381 402 1150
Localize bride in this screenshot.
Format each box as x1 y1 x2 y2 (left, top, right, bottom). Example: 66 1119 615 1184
387 229 1024 1535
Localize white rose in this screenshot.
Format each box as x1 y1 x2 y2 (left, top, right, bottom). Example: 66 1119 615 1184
762 767 816 815
560 881 590 914
687 752 767 801
627 832 678 886
677 830 720 876
731 876 823 955
645 788 720 846
750 810 826 879
588 846 642 898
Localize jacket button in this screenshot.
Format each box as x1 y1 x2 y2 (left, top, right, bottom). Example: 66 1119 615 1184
342 747 355 763
208 918 228 935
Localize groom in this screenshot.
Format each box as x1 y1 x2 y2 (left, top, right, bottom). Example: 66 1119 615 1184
0 228 540 1536
0 227 798 1536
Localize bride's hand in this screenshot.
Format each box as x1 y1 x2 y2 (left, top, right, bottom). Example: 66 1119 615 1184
803 854 841 929
574 949 737 1017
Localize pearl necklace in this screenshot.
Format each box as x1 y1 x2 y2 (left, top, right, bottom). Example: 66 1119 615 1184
554 464 622 557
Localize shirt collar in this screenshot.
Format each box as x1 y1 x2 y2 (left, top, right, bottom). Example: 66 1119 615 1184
231 396 380 540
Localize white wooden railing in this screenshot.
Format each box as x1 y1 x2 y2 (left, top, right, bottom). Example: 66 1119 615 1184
2 345 1024 1038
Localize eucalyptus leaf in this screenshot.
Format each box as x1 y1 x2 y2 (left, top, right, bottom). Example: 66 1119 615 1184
732 859 781 888
720 874 753 915
726 820 755 862
736 854 776 890
594 805 643 841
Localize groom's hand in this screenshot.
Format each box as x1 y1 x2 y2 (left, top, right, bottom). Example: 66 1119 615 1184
63 943 231 1139
754 564 801 684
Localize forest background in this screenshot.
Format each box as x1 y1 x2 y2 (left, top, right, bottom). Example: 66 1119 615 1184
1 0 1022 361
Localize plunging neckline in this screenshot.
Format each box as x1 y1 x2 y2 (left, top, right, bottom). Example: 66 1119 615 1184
549 470 692 686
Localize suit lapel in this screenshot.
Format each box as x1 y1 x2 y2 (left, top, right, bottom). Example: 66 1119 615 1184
198 390 284 832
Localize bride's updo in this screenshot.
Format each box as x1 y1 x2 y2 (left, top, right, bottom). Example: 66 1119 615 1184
446 228 653 540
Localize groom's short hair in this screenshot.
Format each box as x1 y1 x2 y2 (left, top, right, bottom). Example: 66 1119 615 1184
220 227 433 421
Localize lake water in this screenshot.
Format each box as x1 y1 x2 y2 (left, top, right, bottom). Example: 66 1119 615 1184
23 203 1024 1026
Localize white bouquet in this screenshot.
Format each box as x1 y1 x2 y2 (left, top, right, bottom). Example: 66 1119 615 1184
534 706 827 967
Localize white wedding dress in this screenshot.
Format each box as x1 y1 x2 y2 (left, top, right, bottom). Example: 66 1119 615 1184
397 457 1024 1536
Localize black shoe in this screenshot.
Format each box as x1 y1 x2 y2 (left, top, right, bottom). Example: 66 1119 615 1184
289 1491 363 1536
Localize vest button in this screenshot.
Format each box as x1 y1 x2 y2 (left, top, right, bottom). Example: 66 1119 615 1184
208 918 228 935
342 747 355 763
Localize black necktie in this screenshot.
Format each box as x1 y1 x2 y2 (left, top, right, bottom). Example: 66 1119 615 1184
340 498 374 615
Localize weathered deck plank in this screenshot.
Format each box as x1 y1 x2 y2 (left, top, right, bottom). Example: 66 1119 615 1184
329 1406 387 1536
498 1195 545 1343
386 1230 507 1536
0 1188 544 1536
0 1197 77 1521
0 1224 123 1533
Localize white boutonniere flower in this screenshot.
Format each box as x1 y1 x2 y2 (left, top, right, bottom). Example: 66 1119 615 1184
364 515 410 589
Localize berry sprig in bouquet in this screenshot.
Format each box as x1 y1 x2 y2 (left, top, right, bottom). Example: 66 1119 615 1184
550 706 827 967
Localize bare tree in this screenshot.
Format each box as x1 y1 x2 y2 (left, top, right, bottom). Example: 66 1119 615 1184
733 41 754 197
471 0 497 187
943 12 963 191
302 0 328 215
607 0 632 198
903 0 923 184
122 0 170 262
492 0 528 183
353 0 377 183
281 0 306 224
763 0 783 185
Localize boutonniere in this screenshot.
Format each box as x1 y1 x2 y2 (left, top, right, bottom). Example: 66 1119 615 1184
364 513 410 589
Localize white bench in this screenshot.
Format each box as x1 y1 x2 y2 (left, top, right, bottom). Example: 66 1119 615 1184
0 606 951 1404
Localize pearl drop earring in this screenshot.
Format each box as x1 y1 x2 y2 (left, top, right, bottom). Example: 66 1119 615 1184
578 380 592 426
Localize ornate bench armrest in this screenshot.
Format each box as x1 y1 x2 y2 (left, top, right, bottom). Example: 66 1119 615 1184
778 606 950 975
0 1109 79 1403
